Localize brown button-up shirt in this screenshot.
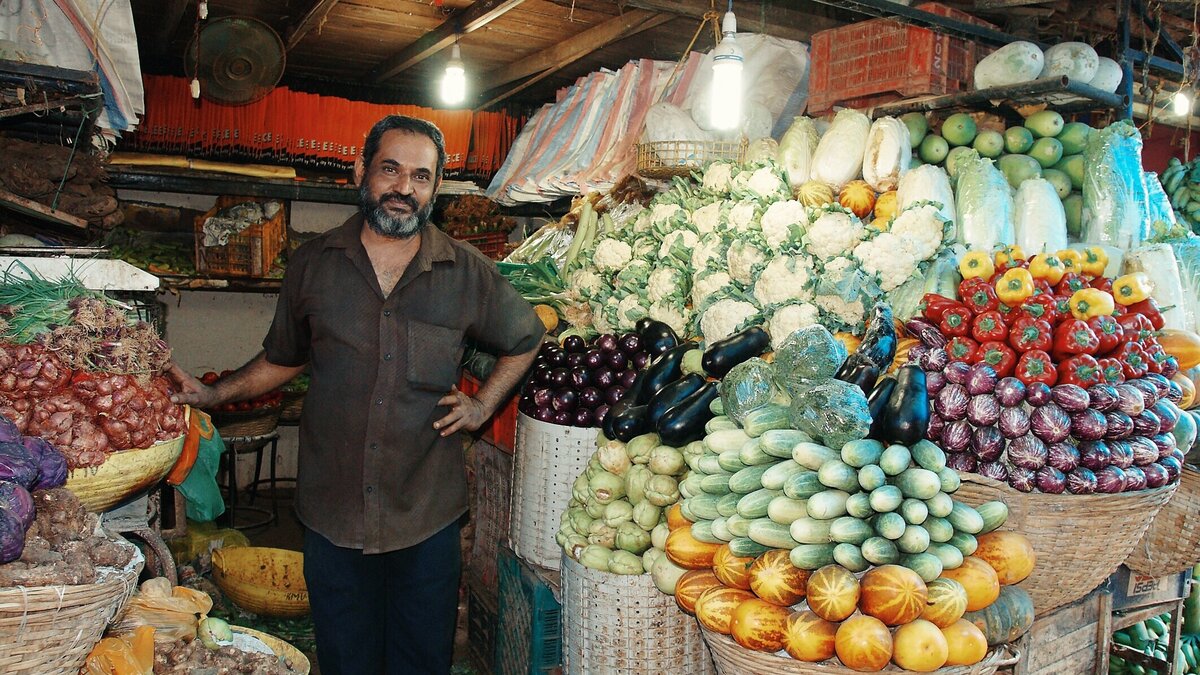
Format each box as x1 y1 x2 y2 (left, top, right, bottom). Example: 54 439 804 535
263 214 544 553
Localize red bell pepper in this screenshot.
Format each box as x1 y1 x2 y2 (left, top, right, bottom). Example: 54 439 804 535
1086 315 1124 356
1112 302 1129 317
1113 342 1150 379
1019 294 1060 324
1143 342 1169 375
1055 272 1089 296
1008 316 1053 353
1127 297 1166 330
1032 279 1055 297
1015 349 1057 386
963 284 1000 315
1097 357 1126 385
1090 276 1114 294
920 294 963 323
1116 313 1155 343
1059 354 1102 388
971 311 1009 343
939 306 974 338
996 300 1019 325
958 277 989 301
977 341 1017 378
1051 295 1074 323
1052 319 1100 360
946 336 979 364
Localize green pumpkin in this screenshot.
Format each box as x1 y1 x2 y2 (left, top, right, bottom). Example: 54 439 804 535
962 585 1035 646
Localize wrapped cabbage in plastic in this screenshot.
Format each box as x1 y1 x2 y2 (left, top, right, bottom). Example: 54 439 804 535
745 137 779 164
1169 236 1200 333
787 379 872 450
773 325 849 393
1125 244 1192 331
955 151 1015 251
0 440 37 489
0 507 24 563
779 116 820 187
1083 121 1150 250
1144 171 1178 230
719 357 781 425
1014 178 1067 255
0 480 34 529
862 117 911 192
811 109 871 190
897 165 956 228
23 436 67 490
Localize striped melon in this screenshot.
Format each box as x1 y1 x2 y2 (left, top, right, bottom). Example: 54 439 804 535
695 586 755 635
920 577 969 628
859 564 929 626
806 564 861 622
712 544 755 590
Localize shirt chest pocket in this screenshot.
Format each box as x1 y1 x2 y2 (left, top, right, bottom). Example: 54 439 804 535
407 320 465 392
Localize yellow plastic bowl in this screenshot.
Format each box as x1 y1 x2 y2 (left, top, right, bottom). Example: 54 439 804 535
65 408 190 512
213 547 310 618
231 625 310 674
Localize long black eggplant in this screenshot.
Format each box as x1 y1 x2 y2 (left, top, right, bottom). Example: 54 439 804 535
834 352 880 397
646 373 706 426
867 376 897 441
639 320 680 357
701 326 771 378
857 304 897 368
640 343 698 404
658 382 720 447
611 404 651 442
879 364 929 446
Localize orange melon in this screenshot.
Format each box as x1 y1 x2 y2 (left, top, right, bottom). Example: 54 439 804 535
807 565 861 622
835 614 893 672
784 610 838 662
667 503 691 531
695 586 755 635
942 618 989 666
675 570 723 615
940 557 1000 612
920 578 969 629
749 549 810 606
730 598 791 652
839 180 877 219
892 619 950 672
713 544 755 591
973 531 1036 585
665 526 722 570
859 565 928 626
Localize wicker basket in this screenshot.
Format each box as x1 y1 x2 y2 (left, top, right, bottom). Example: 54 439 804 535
212 404 282 437
561 554 715 675
509 413 596 570
65 427 188 513
0 537 144 675
636 140 747 180
1125 465 1200 577
700 627 1017 675
953 471 1176 614
279 391 305 424
231 625 311 674
212 547 309 618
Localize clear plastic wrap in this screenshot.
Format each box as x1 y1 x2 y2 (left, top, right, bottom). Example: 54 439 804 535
778 116 820 187
719 357 781 425
862 116 911 192
954 151 1014 251
1144 171 1178 229
810 109 871 190
1013 178 1068 255
897 165 956 229
1082 121 1150 250
786 379 872 450
772 325 848 395
505 223 574 267
1169 236 1200 333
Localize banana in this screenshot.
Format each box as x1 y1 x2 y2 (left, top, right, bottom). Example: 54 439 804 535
1175 188 1192 210
1163 166 1186 194
1170 156 1183 167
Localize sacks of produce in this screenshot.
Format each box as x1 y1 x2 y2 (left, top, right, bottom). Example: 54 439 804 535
1084 120 1152 250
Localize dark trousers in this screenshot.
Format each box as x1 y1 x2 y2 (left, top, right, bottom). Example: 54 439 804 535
303 520 461 675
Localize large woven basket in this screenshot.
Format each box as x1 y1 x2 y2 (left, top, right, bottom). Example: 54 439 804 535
1125 465 1200 577
700 626 1018 675
636 140 747 179
953 471 1176 614
65 427 188 512
279 391 305 424
212 546 309 618
231 625 310 674
0 537 144 675
561 554 715 674
212 404 282 437
509 414 596 570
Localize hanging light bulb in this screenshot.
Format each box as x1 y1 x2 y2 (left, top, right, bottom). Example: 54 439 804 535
441 42 466 106
1174 89 1192 117
709 6 743 131
190 77 201 99
198 1 208 20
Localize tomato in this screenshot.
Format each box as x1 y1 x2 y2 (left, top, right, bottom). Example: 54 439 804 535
200 371 220 385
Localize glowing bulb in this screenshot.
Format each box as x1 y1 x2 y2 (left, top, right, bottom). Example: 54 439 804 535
709 11 743 131
441 43 466 106
1174 90 1191 116
190 77 200 99
198 1 208 19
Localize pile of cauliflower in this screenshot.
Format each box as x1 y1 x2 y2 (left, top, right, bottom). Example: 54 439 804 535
564 159 954 346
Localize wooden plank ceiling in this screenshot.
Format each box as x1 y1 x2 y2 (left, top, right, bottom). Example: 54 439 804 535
129 0 1195 111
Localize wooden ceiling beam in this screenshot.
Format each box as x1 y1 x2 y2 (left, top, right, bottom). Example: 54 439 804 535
614 0 841 43
286 0 341 51
149 0 190 56
367 0 529 83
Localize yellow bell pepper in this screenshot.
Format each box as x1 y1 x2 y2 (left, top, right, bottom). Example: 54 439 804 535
1028 254 1065 285
995 267 1035 306
1112 273 1153 306
994 245 1026 269
959 251 995 281
1069 288 1116 320
1056 249 1084 273
1080 246 1108 277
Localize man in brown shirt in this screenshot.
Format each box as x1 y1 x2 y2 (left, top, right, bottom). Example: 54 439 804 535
170 115 544 674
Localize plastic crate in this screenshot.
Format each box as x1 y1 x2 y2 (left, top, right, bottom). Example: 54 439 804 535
466 438 513 601
195 196 288 278
808 3 996 114
496 545 562 675
460 373 518 453
468 585 498 674
457 231 508 260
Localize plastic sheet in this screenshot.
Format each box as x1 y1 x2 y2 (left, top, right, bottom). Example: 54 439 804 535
1083 121 1150 250
1169 236 1200 334
786 379 872 450
107 577 214 641
772 325 848 394
954 152 1014 251
718 358 780 425
1144 171 1178 229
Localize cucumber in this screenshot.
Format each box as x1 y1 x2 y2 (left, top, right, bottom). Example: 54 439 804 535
790 543 837 570
927 542 964 570
937 466 962 493
684 452 706 473
949 532 978 556
705 417 738 434
679 480 694 500
901 552 944 582
807 490 851 520
947 501 985 534
791 517 835 544
925 492 954 518
680 500 697 523
749 519 800 549
739 439 776 466
767 495 809 526
696 454 724 476
841 438 885 468
729 537 771 558
975 501 1009 534
726 513 751 538
709 397 725 416
869 485 904 513
895 467 942 500
741 404 791 437
910 439 947 472
783 471 825 499
761 429 813 458
718 449 748 474
793 442 840 471
762 460 806 491
682 473 705 497
690 494 722 521
818 460 861 493
846 492 875 519
737 488 782 519
925 516 954 543
699 472 732 496
834 542 870 572
729 464 772 494
717 492 741 518
691 520 722 543
897 524 931 554
861 536 900 565
900 498 929 525
830 516 874 545
706 429 751 454
880 444 913 475
710 517 733 542
874 512 907 540
858 464 887 492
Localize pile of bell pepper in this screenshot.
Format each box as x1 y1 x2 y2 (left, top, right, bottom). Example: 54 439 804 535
916 246 1179 389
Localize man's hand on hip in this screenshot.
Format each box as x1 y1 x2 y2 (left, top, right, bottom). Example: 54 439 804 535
434 385 489 436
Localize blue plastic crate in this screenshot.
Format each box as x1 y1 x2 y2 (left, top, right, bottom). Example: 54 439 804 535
468 584 498 674
495 546 562 675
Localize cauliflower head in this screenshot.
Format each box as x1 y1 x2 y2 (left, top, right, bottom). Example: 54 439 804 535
733 165 789 201
815 294 867 333
692 269 733 310
753 255 815 307
631 235 658 260
614 260 652 292
647 266 687 304
658 229 699 264
767 303 822 348
593 238 633 272
702 161 734 193
569 267 606 298
648 301 692 337
805 207 868 260
852 232 922 292
726 238 769 285
760 200 809 250
690 201 724 234
650 202 683 226
726 200 760 233
889 202 949 260
699 298 760 343
691 232 728 272
616 293 650 331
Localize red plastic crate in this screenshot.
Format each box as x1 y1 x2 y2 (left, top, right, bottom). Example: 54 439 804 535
808 3 997 114
460 372 518 453
456 231 509 260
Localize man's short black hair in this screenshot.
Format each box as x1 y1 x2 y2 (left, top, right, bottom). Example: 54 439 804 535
361 115 447 182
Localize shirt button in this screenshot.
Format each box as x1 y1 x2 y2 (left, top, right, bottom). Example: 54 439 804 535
383 310 392 317
369 442 378 450
366 486 374 494
376 398 384 405
384 353 393 361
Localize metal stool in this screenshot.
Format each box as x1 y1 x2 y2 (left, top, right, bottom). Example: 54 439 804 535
219 432 280 530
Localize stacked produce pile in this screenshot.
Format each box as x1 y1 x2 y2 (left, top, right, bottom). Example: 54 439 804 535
1164 157 1200 235
907 247 1193 493
104 227 196 276
0 269 186 468
1 485 135 580
441 195 516 237
0 137 123 231
1111 565 1200 675
0 413 68 565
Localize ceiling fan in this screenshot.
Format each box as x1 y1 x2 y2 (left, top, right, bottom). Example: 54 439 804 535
185 16 285 105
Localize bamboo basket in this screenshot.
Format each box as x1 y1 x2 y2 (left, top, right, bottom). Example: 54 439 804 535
953 471 1176 614
65 426 188 513
212 404 282 437
0 537 143 675
561 554 715 674
1125 465 1200 576
279 390 305 424
700 627 1018 675
231 625 310 674
636 140 747 179
212 547 309 618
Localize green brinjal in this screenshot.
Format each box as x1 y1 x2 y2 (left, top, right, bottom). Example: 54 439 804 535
857 303 897 369
834 352 880 397
879 364 929 446
657 382 719 447
701 326 771 378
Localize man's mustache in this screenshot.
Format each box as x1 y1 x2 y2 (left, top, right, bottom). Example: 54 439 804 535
380 193 419 210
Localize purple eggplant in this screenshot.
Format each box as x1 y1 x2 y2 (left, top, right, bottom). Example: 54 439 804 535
534 406 556 423
562 335 587 353
1047 442 1081 473
592 367 616 390
1026 382 1053 407
1124 465 1148 491
1031 403 1071 443
1051 384 1090 413
967 395 1001 427
1070 409 1108 441
546 349 568 368
518 394 535 416
1172 448 1187 465
618 369 638 389
906 318 948 348
579 387 603 409
1109 441 1135 469
1161 456 1182 482
1008 434 1049 470
595 333 619 353
1133 410 1162 437
1009 466 1037 492
554 410 574 426
936 384 970 421
1105 411 1135 440
1079 440 1112 471
1087 384 1119 412
995 377 1027 407
601 386 624 407
1096 466 1129 493
570 368 591 389
1163 358 1181 378
945 361 971 385
979 461 1009 482
606 351 628 371
594 404 610 425
1115 384 1146 417
1144 373 1173 401
927 415 946 442
1166 380 1184 405
1130 436 1159 466
1152 433 1177 459
549 367 571 388
941 420 973 452
583 349 606 370
924 347 949 371
1128 378 1161 407
632 352 651 370
999 406 1032 439
1144 462 1171 489
619 333 643 355
1067 467 1098 494
552 389 578 413
946 451 977 472
573 408 595 427
966 364 999 396
1151 402 1180 434
533 387 554 408
533 364 553 386
926 370 947 395
971 426 1006 461
566 352 585 369
1036 466 1067 493
910 344 931 368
